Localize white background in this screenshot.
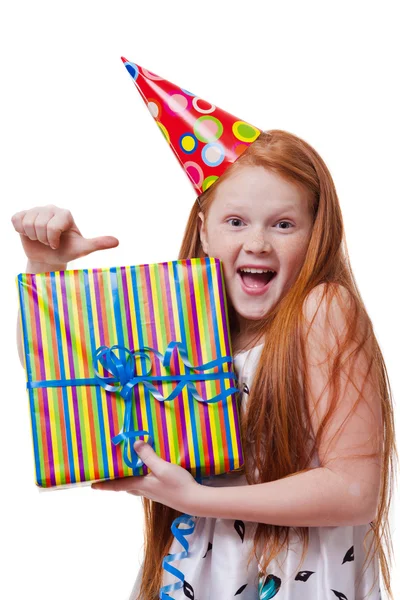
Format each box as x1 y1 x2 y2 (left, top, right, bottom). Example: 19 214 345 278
1 1 398 598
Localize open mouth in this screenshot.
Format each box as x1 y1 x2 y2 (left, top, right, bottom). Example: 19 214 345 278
238 269 277 289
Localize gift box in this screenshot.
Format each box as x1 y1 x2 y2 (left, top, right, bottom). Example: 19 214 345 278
16 257 243 488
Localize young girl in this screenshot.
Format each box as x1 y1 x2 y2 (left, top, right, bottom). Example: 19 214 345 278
13 130 396 600
125 130 397 600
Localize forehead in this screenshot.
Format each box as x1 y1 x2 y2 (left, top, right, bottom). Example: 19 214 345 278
211 165 309 211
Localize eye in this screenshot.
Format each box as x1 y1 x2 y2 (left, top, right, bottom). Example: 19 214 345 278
275 220 293 229
227 218 245 227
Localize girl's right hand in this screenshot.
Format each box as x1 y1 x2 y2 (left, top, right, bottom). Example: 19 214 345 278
11 205 119 270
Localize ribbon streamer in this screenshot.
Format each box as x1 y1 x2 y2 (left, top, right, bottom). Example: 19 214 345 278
92 344 232 598
159 513 196 599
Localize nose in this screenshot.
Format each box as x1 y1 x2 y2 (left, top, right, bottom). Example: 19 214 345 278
243 229 272 253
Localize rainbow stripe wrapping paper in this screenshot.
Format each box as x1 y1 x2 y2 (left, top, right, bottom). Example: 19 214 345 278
16 257 244 488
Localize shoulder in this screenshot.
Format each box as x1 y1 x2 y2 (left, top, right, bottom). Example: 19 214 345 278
302 282 354 330
301 283 357 354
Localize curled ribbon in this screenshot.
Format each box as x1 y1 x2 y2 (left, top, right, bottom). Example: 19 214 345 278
93 343 237 598
159 513 196 599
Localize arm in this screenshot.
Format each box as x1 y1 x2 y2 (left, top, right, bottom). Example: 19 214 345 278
12 206 119 367
190 284 382 527
191 464 376 526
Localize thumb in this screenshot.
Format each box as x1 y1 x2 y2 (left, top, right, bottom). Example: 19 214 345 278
134 440 159 469
82 235 119 255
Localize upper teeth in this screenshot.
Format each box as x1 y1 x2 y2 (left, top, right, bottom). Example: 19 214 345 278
239 268 275 274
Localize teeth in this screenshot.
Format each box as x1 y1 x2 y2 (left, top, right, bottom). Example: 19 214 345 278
239 268 275 274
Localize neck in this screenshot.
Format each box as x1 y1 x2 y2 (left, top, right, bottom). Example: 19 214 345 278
228 302 264 352
231 318 263 355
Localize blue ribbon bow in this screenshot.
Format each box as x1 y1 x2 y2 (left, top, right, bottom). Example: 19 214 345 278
28 340 239 471
92 341 239 469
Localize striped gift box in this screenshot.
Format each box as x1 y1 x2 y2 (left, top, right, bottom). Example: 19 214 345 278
16 257 243 488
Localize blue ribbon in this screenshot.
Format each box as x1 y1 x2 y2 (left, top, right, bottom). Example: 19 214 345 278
27 340 238 598
159 513 196 599
27 340 239 471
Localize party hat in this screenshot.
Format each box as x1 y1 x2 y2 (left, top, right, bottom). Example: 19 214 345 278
121 57 262 195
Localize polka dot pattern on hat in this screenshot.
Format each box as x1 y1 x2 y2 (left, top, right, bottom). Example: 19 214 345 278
121 57 262 194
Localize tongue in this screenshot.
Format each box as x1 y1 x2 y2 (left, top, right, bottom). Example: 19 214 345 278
241 272 271 288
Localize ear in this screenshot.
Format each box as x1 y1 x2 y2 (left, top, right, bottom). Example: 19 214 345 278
198 211 209 255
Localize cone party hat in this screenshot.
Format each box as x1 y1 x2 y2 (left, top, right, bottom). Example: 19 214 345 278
121 57 262 195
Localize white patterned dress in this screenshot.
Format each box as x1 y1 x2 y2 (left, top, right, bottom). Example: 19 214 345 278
130 344 381 600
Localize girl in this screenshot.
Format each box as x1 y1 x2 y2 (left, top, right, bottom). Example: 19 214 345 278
13 130 397 600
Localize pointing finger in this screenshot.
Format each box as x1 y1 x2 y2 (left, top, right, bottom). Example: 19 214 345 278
82 236 120 255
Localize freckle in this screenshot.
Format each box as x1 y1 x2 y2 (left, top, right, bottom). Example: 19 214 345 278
348 482 361 496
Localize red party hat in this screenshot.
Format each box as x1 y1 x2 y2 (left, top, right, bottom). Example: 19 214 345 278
121 57 262 195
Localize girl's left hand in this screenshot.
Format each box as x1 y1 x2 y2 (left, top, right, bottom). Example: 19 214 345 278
91 440 200 514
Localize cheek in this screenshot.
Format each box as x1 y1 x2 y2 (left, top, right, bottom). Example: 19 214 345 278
283 238 310 274
208 234 236 261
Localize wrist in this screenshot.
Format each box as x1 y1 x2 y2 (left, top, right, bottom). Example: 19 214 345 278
26 259 68 274
185 481 212 517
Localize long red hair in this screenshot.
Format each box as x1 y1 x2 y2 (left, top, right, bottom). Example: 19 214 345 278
135 130 397 599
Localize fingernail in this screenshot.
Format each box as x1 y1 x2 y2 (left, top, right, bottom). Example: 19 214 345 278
134 440 146 452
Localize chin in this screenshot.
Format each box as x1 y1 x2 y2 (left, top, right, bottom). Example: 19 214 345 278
233 305 271 322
